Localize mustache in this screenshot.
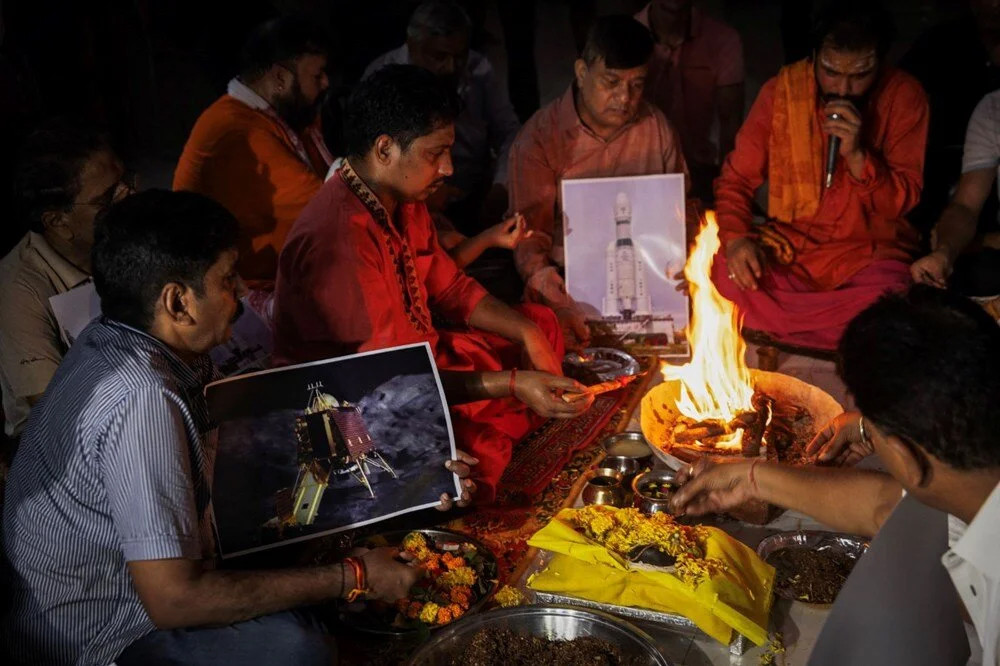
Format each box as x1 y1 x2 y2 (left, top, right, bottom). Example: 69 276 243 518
822 93 866 108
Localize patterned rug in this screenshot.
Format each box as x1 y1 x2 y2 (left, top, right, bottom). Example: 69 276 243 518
442 359 656 583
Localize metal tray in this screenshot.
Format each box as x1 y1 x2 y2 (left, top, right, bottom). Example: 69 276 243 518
524 548 748 656
408 604 672 665
564 347 641 382
756 530 869 603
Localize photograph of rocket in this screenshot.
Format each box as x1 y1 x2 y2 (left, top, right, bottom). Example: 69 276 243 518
562 174 689 356
603 191 653 320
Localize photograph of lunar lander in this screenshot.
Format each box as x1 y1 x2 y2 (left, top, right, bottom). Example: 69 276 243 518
269 382 397 530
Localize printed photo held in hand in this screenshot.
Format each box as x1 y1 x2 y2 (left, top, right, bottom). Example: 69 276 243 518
207 342 462 558
562 173 689 356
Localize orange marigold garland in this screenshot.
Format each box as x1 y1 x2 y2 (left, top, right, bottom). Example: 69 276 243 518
393 532 497 628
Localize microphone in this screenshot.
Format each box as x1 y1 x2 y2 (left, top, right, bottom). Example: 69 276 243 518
824 136 840 189
825 135 841 189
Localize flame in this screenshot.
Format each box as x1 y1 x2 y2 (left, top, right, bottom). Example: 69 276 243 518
662 211 754 449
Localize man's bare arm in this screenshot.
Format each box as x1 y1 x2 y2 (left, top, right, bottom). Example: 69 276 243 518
673 459 902 537
934 167 995 263
128 547 416 630
753 463 903 537
128 559 347 629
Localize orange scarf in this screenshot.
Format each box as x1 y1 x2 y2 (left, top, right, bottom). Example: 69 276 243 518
767 59 822 224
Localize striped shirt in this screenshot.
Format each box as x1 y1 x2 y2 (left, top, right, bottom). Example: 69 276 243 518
2 317 219 665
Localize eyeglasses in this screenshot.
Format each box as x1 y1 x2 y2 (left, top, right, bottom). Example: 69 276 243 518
71 170 137 212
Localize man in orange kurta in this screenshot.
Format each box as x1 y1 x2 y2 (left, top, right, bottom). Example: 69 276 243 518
508 16 688 349
714 3 928 350
273 65 592 503
173 17 332 301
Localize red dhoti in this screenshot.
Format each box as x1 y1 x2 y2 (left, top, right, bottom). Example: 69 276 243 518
712 254 912 351
436 304 564 503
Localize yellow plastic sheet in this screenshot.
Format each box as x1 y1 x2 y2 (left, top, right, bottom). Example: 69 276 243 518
526 509 775 646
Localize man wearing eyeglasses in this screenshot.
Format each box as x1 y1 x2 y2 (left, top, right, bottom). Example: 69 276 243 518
0 122 132 439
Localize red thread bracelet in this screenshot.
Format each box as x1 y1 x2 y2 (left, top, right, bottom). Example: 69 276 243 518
509 368 518 397
344 557 368 602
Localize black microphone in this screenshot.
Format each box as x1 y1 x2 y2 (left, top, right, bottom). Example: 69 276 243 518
825 135 841 189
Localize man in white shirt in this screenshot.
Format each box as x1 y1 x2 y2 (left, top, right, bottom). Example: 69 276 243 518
673 284 1000 664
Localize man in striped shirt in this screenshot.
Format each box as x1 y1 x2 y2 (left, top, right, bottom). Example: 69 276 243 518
1 191 430 665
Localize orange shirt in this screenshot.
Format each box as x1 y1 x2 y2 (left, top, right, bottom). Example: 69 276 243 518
272 161 488 366
508 86 688 280
173 94 327 286
715 67 929 290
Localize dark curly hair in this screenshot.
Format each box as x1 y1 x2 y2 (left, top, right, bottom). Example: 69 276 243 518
580 15 654 70
92 190 239 331
240 15 328 82
344 64 461 160
839 284 1000 469
811 0 896 58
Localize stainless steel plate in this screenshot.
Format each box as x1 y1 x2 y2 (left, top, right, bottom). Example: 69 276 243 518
564 347 641 382
531 592 748 657
407 604 673 665
756 530 869 603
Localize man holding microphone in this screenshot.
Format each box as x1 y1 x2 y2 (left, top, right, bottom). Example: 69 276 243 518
712 0 928 350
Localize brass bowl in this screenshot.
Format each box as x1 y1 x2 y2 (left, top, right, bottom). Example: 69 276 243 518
582 468 626 507
631 469 680 515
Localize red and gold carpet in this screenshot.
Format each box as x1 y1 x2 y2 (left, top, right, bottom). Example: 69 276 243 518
442 359 655 584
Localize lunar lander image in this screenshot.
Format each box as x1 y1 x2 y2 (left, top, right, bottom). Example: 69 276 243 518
600 192 677 339
267 382 397 530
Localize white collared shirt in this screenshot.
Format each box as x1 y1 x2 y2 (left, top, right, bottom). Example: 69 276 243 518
943 482 1000 666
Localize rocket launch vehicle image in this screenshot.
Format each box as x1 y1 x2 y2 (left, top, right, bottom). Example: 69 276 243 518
561 174 689 355
603 191 653 319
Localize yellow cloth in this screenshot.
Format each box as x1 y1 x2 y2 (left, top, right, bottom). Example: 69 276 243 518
527 509 774 646
767 59 823 224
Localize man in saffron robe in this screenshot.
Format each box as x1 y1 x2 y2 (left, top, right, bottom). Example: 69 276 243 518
714 1 928 350
508 16 689 350
173 17 332 312
273 65 592 503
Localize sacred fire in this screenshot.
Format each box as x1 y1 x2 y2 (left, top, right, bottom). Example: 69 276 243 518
641 213 836 466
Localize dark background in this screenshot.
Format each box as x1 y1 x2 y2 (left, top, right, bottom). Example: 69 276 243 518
0 0 979 256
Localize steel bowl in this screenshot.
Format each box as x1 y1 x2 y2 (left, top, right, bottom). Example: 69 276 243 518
756 530 869 604
631 469 681 515
407 604 673 665
564 347 641 382
602 432 654 466
582 468 626 507
338 528 499 637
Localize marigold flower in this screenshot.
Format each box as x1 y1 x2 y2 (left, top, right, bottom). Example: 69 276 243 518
418 602 440 624
439 565 476 588
494 585 526 608
436 607 453 624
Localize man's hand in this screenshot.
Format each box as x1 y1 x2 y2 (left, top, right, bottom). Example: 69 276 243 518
806 411 872 467
670 457 755 516
484 213 532 250
437 450 478 511
358 547 421 603
725 237 765 290
911 248 952 288
554 306 591 352
514 371 594 418
522 325 562 376
823 99 864 159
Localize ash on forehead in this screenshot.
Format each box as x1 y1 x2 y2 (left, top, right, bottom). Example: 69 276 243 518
818 49 877 75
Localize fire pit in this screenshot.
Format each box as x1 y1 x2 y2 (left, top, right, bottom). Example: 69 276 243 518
638 212 843 523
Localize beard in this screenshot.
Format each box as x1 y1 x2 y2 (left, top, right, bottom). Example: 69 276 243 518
273 78 321 132
820 90 870 110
